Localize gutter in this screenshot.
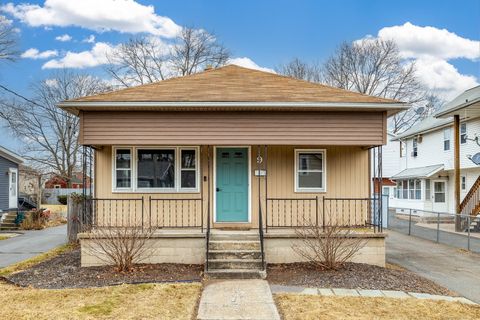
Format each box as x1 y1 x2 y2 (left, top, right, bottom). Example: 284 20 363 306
58 101 409 109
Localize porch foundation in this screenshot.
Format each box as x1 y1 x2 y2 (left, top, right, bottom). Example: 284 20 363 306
78 231 385 267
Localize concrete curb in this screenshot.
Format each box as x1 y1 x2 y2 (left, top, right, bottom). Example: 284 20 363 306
270 285 477 305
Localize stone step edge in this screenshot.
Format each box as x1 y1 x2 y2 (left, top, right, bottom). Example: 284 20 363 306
208 258 262 263
208 249 262 253
271 286 477 305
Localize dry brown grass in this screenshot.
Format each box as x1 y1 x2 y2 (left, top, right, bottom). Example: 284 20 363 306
275 294 480 320
0 282 202 320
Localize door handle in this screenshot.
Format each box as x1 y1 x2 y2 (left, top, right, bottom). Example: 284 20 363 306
216 188 221 192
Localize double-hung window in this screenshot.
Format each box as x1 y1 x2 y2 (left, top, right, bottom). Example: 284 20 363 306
443 128 451 151
295 149 326 192
412 138 418 157
461 123 467 144
114 148 132 189
113 147 199 192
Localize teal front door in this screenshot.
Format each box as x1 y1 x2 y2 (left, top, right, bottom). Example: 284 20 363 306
216 147 249 222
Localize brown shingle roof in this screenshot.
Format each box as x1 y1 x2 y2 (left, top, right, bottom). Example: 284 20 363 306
69 65 399 104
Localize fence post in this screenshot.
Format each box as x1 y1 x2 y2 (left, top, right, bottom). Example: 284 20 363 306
408 208 412 235
315 196 319 227
467 215 471 251
436 212 440 243
141 196 144 229
322 196 326 232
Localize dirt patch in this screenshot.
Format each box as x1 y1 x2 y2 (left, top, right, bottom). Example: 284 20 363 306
6 248 203 289
267 263 455 296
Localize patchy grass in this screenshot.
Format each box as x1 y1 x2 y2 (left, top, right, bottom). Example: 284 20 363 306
0 243 75 276
0 282 201 319
0 235 9 241
275 294 480 320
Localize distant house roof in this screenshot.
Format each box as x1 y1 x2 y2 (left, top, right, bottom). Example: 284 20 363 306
58 65 408 116
393 116 451 140
0 145 24 164
436 85 480 118
391 164 444 179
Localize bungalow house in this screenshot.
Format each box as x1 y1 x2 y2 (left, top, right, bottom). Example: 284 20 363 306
58 65 407 277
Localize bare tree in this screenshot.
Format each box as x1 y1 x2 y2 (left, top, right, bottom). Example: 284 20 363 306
0 70 110 186
322 39 431 133
293 221 367 270
0 15 18 63
84 226 154 272
276 58 322 82
106 37 170 87
105 27 230 87
170 27 230 76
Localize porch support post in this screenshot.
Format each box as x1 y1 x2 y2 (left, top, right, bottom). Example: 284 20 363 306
454 114 461 231
377 145 383 232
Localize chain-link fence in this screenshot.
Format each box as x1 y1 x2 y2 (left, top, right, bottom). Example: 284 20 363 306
387 206 480 253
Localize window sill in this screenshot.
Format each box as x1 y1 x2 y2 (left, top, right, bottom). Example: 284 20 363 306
112 189 201 194
294 188 326 193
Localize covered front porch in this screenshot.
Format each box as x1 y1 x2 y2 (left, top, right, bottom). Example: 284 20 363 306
79 144 384 232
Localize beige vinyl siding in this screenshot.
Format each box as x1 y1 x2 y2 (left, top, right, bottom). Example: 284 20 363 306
80 111 386 146
94 145 369 228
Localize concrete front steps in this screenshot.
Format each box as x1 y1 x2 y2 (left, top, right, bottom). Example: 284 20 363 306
0 212 19 230
205 231 266 279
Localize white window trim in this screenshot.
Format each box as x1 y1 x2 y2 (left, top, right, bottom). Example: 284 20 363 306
112 146 200 193
294 149 327 193
443 128 451 151
461 123 467 144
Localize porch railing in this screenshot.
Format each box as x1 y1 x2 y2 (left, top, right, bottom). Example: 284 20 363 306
266 196 382 232
148 197 203 230
84 197 205 231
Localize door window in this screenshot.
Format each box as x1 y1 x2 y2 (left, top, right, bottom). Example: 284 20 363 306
434 182 446 203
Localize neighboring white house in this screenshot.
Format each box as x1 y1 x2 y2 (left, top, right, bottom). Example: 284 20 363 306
373 132 401 200
389 86 480 215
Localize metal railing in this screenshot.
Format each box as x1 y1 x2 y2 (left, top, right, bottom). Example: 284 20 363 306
388 206 480 253
265 196 382 232
84 197 205 231
148 197 203 230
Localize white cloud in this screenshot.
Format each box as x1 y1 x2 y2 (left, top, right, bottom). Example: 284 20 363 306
414 57 478 99
377 22 480 60
360 22 479 100
1 0 181 37
21 48 58 59
82 34 95 43
55 33 71 41
228 57 275 73
42 42 114 69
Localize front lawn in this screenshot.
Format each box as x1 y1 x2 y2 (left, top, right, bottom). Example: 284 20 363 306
0 281 202 320
275 294 480 320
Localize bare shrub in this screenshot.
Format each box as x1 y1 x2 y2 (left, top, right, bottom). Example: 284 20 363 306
292 220 368 270
84 226 154 272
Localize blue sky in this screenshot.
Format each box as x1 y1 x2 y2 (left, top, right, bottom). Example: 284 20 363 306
0 0 479 152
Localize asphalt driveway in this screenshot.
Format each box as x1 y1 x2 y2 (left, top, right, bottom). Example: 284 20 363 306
0 224 67 268
386 230 480 303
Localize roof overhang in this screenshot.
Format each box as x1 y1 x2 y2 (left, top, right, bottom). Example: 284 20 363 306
57 101 409 117
436 97 480 118
391 164 444 180
0 146 25 164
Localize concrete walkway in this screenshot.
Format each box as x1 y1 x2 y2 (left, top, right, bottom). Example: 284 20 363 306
0 224 67 268
386 230 480 304
271 285 476 304
197 280 280 320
